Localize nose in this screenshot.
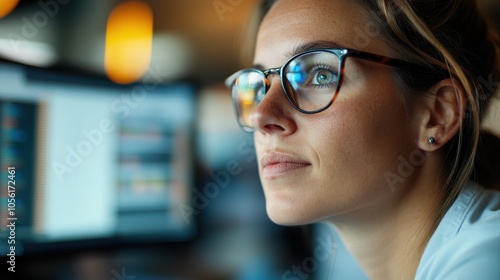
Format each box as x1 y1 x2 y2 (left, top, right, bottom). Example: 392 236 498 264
249 75 298 135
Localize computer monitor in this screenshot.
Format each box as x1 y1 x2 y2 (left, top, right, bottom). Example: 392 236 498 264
0 63 197 255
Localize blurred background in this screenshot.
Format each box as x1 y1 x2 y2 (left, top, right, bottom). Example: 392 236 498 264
0 0 499 279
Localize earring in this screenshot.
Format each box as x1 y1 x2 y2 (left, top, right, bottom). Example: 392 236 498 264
428 136 436 145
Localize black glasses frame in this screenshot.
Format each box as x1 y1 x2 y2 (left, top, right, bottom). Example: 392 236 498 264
225 48 427 132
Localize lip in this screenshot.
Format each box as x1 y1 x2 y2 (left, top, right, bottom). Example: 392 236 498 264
261 152 311 179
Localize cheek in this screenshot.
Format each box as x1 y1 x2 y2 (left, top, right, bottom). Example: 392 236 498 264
308 87 412 201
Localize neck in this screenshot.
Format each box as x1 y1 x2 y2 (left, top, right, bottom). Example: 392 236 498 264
328 158 444 280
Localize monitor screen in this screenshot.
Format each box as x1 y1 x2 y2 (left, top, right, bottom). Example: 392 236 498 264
0 63 197 255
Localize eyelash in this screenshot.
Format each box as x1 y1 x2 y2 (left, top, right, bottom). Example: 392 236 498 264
310 63 337 74
309 64 338 88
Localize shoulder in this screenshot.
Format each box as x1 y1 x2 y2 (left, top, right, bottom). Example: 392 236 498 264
416 183 500 280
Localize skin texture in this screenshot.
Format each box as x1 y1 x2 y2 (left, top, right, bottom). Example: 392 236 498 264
250 0 466 278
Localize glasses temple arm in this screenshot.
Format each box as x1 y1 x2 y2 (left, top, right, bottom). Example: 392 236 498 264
349 50 428 72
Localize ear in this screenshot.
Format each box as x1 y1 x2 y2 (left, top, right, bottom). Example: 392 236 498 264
416 79 467 151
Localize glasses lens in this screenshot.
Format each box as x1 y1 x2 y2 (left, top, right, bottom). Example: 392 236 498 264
283 51 340 112
231 70 266 130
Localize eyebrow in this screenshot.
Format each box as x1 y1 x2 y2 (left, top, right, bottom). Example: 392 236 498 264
253 63 265 70
286 40 344 58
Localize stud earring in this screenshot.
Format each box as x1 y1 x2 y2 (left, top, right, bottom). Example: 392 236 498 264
428 136 436 145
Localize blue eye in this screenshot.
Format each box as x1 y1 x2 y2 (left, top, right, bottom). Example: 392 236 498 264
310 66 338 87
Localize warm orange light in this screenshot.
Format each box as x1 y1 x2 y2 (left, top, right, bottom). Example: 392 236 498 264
0 0 20 19
105 1 153 84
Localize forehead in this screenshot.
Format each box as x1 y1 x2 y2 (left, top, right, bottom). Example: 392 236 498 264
255 0 389 66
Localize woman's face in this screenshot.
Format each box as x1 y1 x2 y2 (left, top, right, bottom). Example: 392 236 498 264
252 0 419 225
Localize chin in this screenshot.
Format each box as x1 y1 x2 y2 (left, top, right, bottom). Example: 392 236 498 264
265 202 320 226
262 185 332 226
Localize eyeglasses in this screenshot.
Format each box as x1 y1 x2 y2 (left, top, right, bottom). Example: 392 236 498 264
225 48 426 132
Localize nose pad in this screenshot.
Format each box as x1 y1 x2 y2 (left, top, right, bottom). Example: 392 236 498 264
256 85 266 103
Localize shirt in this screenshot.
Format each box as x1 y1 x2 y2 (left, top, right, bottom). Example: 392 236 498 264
327 181 500 279
415 181 500 279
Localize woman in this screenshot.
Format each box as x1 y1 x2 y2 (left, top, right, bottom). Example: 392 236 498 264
225 0 500 279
